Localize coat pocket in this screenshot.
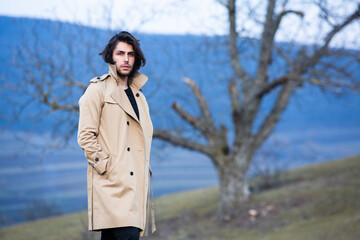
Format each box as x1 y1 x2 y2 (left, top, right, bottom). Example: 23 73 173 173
101 154 118 178
92 158 109 175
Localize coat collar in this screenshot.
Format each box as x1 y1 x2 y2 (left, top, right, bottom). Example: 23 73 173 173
108 64 148 90
108 64 148 124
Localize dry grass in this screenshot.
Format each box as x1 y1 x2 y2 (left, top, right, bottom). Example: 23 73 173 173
1 155 359 240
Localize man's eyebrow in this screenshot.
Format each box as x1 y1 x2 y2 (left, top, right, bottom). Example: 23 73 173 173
114 50 134 53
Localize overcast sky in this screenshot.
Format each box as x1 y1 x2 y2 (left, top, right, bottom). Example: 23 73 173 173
0 0 227 34
0 0 359 48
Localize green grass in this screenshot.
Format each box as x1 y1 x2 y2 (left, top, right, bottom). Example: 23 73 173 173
1 155 359 240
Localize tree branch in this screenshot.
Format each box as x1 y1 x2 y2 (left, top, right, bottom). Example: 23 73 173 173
253 81 296 152
303 4 360 71
183 78 214 126
229 79 243 146
227 0 252 83
172 78 216 139
304 77 360 92
256 75 289 98
274 44 293 67
153 129 213 157
171 102 200 129
49 101 79 112
275 9 304 26
256 0 304 83
323 4 360 47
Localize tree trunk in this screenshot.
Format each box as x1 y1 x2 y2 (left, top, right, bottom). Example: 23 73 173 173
216 154 250 218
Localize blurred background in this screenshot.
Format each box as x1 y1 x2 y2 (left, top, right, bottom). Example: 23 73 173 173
0 0 359 239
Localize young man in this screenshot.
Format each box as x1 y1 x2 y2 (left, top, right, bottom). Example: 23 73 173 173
77 31 155 240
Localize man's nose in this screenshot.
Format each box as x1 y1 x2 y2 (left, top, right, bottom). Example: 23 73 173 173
124 54 129 62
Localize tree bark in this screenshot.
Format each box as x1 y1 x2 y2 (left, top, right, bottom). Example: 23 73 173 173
216 153 250 217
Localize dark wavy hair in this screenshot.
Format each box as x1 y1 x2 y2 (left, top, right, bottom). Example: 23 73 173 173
99 31 146 80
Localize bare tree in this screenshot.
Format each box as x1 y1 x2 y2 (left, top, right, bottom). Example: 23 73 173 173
154 0 360 218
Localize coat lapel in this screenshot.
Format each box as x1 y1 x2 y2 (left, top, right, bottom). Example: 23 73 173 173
107 64 148 124
110 87 139 123
132 87 146 127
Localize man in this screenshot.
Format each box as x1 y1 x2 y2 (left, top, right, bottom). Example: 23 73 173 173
77 31 155 240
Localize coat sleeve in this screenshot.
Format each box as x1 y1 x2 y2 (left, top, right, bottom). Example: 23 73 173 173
77 83 109 175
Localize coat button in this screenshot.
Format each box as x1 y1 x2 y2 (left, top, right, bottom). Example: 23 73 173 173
127 121 129 125
95 158 99 162
127 147 130 151
136 93 140 97
130 171 134 176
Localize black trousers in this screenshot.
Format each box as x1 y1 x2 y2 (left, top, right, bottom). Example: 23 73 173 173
100 227 140 240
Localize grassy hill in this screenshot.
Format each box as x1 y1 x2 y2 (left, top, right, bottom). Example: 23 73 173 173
1 155 359 240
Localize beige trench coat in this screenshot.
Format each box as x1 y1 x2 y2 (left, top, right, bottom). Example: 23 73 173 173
77 64 154 236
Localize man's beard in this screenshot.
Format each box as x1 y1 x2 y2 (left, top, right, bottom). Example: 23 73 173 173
116 65 133 78
117 70 131 78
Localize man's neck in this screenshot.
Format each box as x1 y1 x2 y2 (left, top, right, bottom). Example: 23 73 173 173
118 76 129 90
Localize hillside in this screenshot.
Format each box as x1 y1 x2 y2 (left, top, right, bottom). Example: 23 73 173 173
1 155 359 240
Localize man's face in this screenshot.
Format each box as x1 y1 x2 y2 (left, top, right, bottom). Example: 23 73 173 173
112 41 135 78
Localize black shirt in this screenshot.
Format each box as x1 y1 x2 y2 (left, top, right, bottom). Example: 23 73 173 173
125 88 139 120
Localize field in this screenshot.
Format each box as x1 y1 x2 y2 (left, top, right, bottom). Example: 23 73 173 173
1 155 359 240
